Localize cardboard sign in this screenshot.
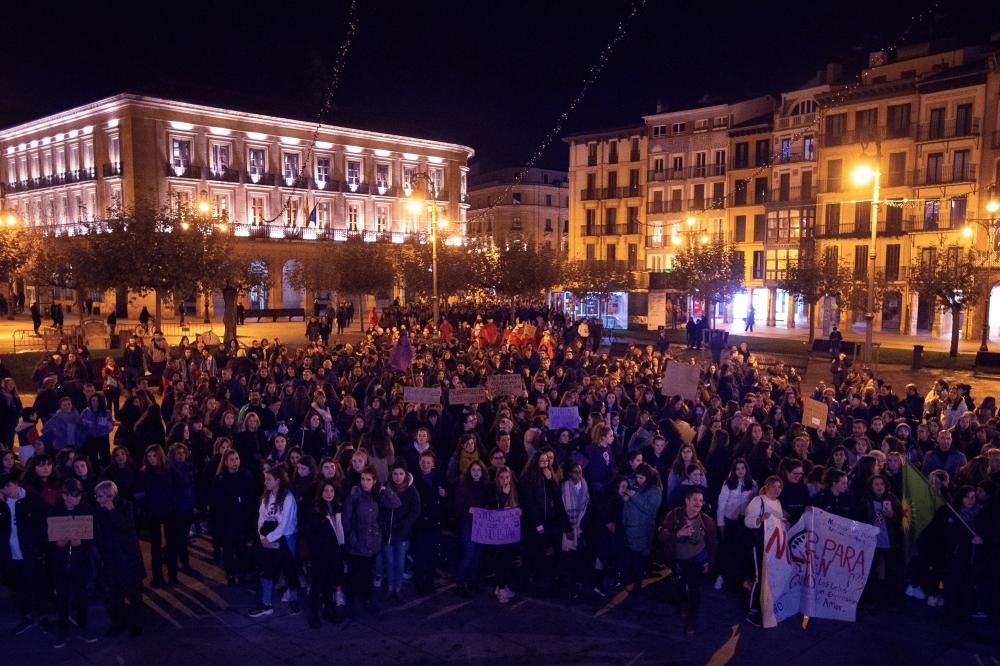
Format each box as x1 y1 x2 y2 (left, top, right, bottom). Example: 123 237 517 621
487 374 524 396
47 515 94 542
802 398 829 430
762 508 878 628
471 508 522 545
403 387 442 405
449 387 488 405
661 361 701 400
522 323 538 339
548 406 580 430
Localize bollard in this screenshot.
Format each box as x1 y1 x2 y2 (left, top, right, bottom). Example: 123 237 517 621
912 344 923 370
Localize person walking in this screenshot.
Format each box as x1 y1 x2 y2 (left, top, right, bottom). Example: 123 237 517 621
744 305 755 333
659 486 718 635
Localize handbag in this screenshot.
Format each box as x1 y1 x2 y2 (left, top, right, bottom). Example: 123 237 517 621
260 518 279 537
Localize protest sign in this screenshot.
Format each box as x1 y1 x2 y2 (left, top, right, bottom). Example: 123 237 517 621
471 508 522 545
47 515 94 542
449 387 488 405
802 398 829 430
661 361 701 400
487 374 524 396
761 507 878 628
403 387 442 405
548 406 580 430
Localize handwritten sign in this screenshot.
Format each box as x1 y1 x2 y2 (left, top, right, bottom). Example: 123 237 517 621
487 374 524 397
661 361 701 400
47 515 94 542
802 398 829 430
449 387 488 405
471 508 522 545
403 387 442 405
522 323 537 339
761 507 878 628
548 406 580 430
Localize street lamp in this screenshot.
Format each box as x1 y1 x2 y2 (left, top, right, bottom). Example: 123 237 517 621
407 173 444 324
0 209 20 319
851 162 881 366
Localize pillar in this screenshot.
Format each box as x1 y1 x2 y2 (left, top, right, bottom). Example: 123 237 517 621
786 294 795 329
269 260 283 308
766 287 776 327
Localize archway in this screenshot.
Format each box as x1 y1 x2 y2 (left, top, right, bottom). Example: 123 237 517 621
247 260 269 309
282 260 304 309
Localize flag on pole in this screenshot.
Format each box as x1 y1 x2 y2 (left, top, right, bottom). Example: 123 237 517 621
307 204 317 227
901 462 945 561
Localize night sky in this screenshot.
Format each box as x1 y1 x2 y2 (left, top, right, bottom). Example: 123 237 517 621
2 0 998 171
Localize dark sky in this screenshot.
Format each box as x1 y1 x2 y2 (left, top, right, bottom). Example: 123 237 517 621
2 0 997 171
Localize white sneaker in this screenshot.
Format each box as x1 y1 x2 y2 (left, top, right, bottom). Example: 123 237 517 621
714 576 724 591
373 576 383 589
335 589 346 607
280 589 291 603
906 585 927 600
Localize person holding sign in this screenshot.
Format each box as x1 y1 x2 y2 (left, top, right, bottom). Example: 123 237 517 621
48 478 97 648
484 465 520 603
520 448 568 597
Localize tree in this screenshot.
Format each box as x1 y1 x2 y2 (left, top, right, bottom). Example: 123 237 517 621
778 247 840 343
489 242 565 296
199 239 270 344
561 259 630 298
909 243 987 356
0 227 37 313
666 242 744 328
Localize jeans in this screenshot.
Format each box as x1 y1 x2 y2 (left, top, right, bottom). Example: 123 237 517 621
54 561 93 633
676 549 708 625
456 520 481 586
382 541 409 592
146 513 174 581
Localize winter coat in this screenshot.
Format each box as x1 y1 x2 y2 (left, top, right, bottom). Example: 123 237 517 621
94 499 145 586
135 466 176 516
380 474 421 544
305 502 344 564
342 485 400 557
41 410 86 451
621 483 662 554
810 490 855 519
170 460 196 513
48 498 97 569
519 472 568 535
81 407 114 438
210 469 258 542
0 489 47 561
658 507 718 565
414 470 447 530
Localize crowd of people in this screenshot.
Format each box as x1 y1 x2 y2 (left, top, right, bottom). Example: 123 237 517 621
0 295 998 648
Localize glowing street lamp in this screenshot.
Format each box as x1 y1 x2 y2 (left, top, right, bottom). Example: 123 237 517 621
408 173 445 323
851 161 880 365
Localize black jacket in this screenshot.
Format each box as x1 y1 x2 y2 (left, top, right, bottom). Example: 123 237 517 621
519 472 568 533
810 490 855 520
0 489 47 561
48 498 97 569
94 498 145 586
380 476 421 544
210 469 258 542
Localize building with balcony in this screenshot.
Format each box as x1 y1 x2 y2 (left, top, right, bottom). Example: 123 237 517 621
466 167 567 253
0 93 474 316
814 42 997 338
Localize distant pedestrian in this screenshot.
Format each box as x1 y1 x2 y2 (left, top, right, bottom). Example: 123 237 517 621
744 305 755 333
829 325 843 358
30 302 41 334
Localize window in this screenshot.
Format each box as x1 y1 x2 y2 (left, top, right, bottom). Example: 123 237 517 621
928 108 945 139
734 215 746 242
430 168 443 193
628 244 638 270
346 159 361 186
734 142 749 169
376 163 390 188
284 199 299 226
801 171 813 199
803 136 815 160
630 138 640 161
545 194 552 206
753 214 765 242
950 196 967 228
511 217 522 231
608 142 618 164
652 125 666 137
283 153 300 181
955 103 973 136
587 144 598 166
855 109 878 140
171 139 191 169
855 201 871 234
672 155 683 172
250 195 266 224
70 145 80 171
884 244 901 280
887 104 911 138
210 144 230 175
248 149 266 180
671 122 686 134
952 150 971 181
780 138 792 162
754 140 770 167
347 203 361 230
585 209 596 235
711 182 725 209
586 244 595 260
926 153 943 184
825 113 847 144
544 218 553 232
626 206 639 233
693 184 705 208
605 207 617 234
887 152 906 187
754 177 768 204
606 244 617 263
315 157 331 183
825 203 840 235
924 200 940 230
55 149 65 174
752 251 764 279
653 157 664 173
403 165 416 191
629 168 640 191
512 192 522 205
766 210 808 243
694 119 709 131
827 158 843 191
766 248 798 280
853 245 869 279
376 205 388 232
778 173 791 201
317 201 331 228
606 172 617 192
694 152 707 177
734 181 747 206
213 193 230 219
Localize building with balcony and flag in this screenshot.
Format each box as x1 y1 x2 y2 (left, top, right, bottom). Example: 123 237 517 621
0 93 474 318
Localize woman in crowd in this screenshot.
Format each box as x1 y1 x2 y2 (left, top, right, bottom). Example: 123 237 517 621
454 459 490 595
135 444 177 587
484 465 519 603
305 479 345 627
249 466 301 618
380 459 421 601
211 449 257 585
715 458 756 591
81 393 114 471
342 466 400 612
93 480 145 637
857 474 903 605
519 447 567 597
744 475 784 626
620 463 662 595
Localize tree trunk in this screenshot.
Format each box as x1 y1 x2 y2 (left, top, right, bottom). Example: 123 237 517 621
707 298 715 330
222 286 238 343
950 307 961 357
807 299 817 344
154 289 163 330
76 287 85 326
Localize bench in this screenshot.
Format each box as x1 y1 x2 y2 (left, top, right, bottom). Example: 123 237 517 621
810 339 857 356
244 308 306 322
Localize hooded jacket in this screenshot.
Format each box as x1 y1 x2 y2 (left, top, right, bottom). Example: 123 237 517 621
380 473 421 544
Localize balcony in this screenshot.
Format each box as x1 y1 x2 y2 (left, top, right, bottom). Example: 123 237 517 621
904 217 968 233
912 164 976 187
339 180 370 194
207 167 241 183
878 266 909 282
915 118 980 142
821 125 914 147
579 223 642 237
772 152 816 165
647 200 684 214
372 184 398 197
2 168 96 194
245 171 276 186
310 178 339 192
814 218 909 238
228 223 429 243
280 175 311 189
688 197 727 211
166 163 202 179
765 187 816 206
647 168 685 182
686 164 727 178
102 162 123 178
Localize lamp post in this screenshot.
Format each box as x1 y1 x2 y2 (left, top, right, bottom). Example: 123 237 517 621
0 209 20 320
967 196 1000 352
407 173 447 324
851 162 881 366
